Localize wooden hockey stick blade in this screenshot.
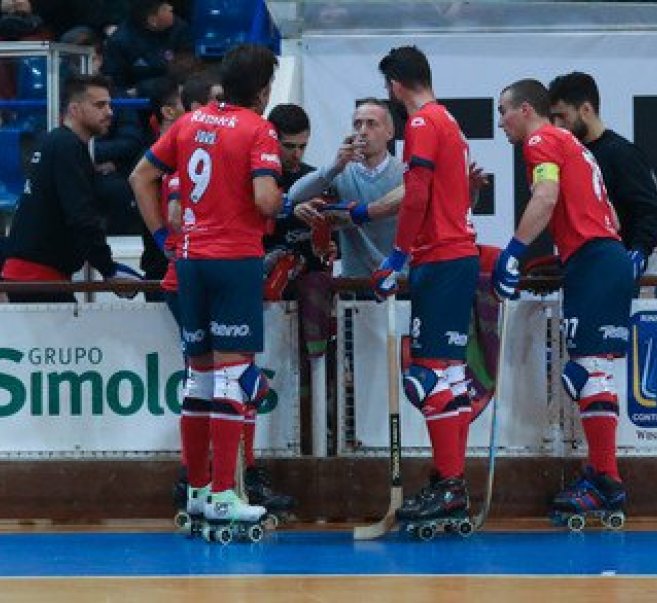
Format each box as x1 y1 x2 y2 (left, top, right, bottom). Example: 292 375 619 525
353 486 403 539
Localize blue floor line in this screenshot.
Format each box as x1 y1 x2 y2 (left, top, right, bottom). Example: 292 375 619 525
2 531 657 577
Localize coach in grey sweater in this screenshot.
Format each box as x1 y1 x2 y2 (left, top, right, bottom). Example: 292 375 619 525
288 99 404 278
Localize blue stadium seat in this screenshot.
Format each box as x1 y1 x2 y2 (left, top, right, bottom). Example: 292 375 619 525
17 56 46 100
0 125 30 211
193 0 281 58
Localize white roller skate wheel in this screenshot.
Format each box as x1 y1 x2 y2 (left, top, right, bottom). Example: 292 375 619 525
173 511 190 530
417 524 436 541
201 525 215 543
263 513 279 530
218 527 233 545
607 512 625 530
248 524 264 543
567 514 585 532
458 520 474 538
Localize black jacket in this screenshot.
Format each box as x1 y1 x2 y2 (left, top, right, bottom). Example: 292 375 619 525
102 16 194 89
6 126 114 278
588 129 657 257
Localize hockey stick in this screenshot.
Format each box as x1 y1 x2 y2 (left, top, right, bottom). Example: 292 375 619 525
353 295 403 540
473 299 509 530
235 434 247 502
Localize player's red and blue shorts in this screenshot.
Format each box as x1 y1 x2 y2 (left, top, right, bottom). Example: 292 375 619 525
176 258 264 356
408 255 479 361
562 238 633 357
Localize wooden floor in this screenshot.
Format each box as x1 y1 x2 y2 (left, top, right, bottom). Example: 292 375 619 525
2 521 657 603
1 576 656 603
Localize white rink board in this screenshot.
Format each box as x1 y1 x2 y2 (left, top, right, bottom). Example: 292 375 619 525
0 302 299 457
338 299 552 456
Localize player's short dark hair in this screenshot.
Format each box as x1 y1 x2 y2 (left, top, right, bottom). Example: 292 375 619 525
220 44 278 108
378 46 431 90
547 72 600 114
181 76 211 112
267 104 310 137
129 0 167 25
62 74 111 107
502 79 551 118
147 76 180 124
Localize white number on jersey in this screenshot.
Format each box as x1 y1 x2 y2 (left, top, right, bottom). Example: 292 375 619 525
188 148 212 203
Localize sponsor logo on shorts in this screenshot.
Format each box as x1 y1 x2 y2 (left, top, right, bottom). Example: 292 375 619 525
599 325 629 341
182 329 206 343
445 331 468 346
211 322 251 337
411 317 422 339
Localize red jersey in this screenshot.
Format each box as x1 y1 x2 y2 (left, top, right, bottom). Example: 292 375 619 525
160 173 180 292
401 102 477 265
147 101 281 259
523 124 619 262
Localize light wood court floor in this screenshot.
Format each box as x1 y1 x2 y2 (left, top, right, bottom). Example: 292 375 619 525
1 576 657 603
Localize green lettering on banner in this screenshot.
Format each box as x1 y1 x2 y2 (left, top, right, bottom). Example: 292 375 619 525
47 371 103 416
106 371 145 415
165 371 185 414
0 348 25 417
146 353 165 415
30 372 43 415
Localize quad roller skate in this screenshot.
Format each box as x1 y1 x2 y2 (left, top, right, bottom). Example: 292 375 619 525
174 483 209 537
245 466 297 529
202 489 267 545
550 466 626 532
397 474 474 540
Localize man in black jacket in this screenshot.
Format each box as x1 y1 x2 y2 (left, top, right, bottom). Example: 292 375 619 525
2 74 140 303
549 71 657 281
102 0 195 93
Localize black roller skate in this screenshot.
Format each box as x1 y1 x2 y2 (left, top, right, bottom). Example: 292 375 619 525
397 473 473 540
550 466 626 532
245 466 296 528
201 489 267 545
174 483 209 537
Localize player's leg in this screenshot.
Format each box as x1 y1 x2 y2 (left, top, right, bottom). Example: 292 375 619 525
175 260 213 518
203 258 268 523
555 240 633 519
398 256 479 522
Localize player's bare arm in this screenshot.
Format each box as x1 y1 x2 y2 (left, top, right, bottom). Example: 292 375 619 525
515 178 559 244
129 156 167 234
253 175 282 217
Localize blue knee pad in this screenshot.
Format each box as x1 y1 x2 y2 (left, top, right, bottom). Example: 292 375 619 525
239 363 270 409
402 364 442 410
561 360 589 401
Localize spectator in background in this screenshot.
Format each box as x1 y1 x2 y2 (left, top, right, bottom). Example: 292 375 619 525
1 75 141 303
61 25 147 236
102 0 196 95
289 98 404 279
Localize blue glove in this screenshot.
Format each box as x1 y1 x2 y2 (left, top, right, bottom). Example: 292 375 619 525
320 200 370 225
628 249 647 281
492 237 528 300
277 194 294 219
371 247 408 301
152 226 170 254
107 262 143 299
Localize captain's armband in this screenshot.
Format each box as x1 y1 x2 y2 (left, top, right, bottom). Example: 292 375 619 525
533 162 560 184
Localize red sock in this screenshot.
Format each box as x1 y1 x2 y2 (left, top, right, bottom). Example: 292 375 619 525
456 396 472 476
243 408 257 468
579 394 620 481
210 399 245 492
424 390 462 479
180 404 210 487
